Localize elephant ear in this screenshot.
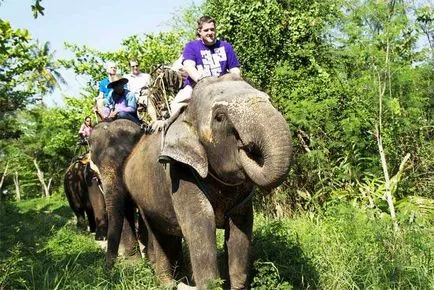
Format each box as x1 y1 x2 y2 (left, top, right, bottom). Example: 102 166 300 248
161 114 208 178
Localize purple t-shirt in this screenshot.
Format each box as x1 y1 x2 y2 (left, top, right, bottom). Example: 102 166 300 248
182 39 240 86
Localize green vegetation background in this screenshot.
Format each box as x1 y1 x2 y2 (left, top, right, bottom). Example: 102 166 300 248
1 0 433 288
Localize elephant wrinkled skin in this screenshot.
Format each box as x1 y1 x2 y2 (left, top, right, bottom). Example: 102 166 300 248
90 74 292 289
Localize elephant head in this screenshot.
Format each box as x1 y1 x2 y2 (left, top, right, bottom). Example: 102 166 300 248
162 74 292 189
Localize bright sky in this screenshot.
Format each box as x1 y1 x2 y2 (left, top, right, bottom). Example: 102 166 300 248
0 0 202 106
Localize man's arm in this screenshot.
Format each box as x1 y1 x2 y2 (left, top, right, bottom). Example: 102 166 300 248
183 59 202 83
229 67 241 76
78 124 85 135
225 42 241 75
123 92 137 113
103 105 112 118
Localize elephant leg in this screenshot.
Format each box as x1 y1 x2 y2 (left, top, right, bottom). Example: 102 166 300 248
118 201 140 259
152 230 183 284
94 213 108 241
86 208 96 233
160 232 183 280
224 203 253 289
138 208 182 285
172 188 219 289
76 210 87 231
88 179 107 240
105 184 126 269
182 215 218 288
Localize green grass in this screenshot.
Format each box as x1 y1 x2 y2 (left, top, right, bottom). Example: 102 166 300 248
1 195 433 289
252 204 434 289
0 195 159 289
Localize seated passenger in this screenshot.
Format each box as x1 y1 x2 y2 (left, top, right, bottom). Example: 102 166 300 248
77 116 93 145
103 76 140 124
94 61 118 121
150 15 240 134
171 16 241 114
124 59 152 100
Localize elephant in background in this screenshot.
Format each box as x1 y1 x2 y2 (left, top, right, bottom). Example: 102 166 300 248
90 74 292 289
64 152 107 240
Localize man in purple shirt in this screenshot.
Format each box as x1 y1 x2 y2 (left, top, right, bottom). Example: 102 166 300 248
103 76 140 124
169 15 241 114
157 16 241 163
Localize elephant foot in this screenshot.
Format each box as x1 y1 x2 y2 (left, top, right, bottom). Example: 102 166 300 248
95 233 106 241
76 221 87 232
118 243 141 258
105 255 116 270
96 240 107 252
95 229 107 241
177 282 196 290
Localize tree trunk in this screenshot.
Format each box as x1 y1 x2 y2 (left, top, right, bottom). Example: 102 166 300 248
0 162 9 190
33 159 50 197
14 171 20 201
374 36 399 231
47 177 52 194
376 126 398 232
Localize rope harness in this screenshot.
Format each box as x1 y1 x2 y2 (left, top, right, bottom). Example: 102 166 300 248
137 65 183 125
190 168 255 219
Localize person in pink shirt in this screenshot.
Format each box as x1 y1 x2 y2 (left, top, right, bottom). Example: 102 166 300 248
77 116 93 145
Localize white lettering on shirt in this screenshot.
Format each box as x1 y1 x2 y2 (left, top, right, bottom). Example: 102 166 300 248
198 47 227 77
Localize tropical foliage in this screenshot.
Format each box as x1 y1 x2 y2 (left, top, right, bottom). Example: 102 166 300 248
1 0 433 233
0 0 433 288
203 0 434 221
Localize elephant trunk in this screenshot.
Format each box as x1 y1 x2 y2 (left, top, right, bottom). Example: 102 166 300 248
231 98 292 189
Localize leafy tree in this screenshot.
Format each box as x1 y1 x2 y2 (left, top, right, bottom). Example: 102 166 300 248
0 21 67 198
30 41 67 99
203 0 433 213
204 0 340 90
1 95 94 199
59 31 186 104
334 0 434 202
0 20 63 140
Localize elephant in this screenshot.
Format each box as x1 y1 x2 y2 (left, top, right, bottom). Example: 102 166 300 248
64 152 107 240
90 74 292 289
89 120 144 260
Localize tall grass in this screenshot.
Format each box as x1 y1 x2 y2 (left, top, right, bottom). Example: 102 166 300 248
1 194 433 289
253 204 434 289
0 195 159 289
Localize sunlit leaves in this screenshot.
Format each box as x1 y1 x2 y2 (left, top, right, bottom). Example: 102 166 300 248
61 31 185 89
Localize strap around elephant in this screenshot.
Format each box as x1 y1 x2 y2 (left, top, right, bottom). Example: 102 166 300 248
190 168 255 218
224 188 254 218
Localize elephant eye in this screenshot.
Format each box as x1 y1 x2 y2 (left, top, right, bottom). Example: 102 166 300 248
215 112 225 122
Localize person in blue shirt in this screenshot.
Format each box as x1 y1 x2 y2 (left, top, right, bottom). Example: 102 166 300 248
103 76 140 124
94 61 118 121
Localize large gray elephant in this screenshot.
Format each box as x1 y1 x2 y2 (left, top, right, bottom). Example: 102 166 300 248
64 153 107 240
90 74 292 289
